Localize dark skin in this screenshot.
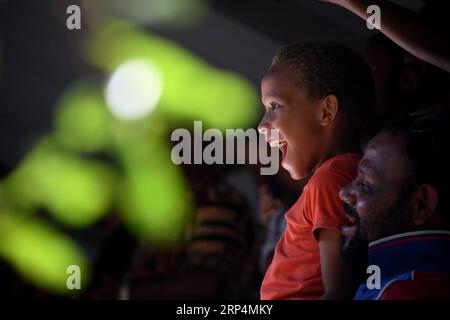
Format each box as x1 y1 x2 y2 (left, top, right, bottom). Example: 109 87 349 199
258 64 360 299
340 132 441 244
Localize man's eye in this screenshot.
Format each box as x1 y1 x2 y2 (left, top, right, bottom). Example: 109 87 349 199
360 180 373 192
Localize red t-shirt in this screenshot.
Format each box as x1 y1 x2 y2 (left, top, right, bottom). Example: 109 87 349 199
260 154 361 300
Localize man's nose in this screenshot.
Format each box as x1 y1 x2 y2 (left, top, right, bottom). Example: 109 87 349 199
339 181 357 206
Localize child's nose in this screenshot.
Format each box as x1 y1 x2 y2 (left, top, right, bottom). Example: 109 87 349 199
339 182 357 206
258 115 271 136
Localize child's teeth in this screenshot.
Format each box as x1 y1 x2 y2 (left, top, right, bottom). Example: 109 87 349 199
269 140 286 148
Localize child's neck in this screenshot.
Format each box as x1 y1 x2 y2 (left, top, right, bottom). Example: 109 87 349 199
315 131 361 171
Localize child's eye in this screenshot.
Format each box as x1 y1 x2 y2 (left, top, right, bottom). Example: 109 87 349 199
270 102 281 111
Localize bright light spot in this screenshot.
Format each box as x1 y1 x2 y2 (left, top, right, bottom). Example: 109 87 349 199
105 59 163 121
87 21 259 129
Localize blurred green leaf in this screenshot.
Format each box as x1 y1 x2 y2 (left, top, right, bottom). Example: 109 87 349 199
0 214 89 295
113 122 193 244
3 137 117 228
55 83 112 153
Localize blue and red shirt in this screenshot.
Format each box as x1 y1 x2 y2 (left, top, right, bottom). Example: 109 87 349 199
354 230 450 300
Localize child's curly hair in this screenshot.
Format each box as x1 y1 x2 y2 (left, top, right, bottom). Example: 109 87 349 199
272 41 376 134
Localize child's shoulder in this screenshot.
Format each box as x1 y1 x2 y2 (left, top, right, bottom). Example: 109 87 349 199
317 153 361 175
307 153 361 190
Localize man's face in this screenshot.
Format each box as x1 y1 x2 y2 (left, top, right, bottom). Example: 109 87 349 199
340 132 414 244
259 64 323 180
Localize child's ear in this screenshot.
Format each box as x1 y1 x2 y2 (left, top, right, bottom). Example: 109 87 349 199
411 184 438 226
319 95 339 127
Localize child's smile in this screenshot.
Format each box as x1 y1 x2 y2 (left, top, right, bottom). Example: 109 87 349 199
268 137 288 163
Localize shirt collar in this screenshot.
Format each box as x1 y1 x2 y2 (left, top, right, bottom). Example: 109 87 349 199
368 230 450 280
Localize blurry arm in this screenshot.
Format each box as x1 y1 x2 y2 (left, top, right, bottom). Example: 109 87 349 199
318 228 353 300
322 0 450 72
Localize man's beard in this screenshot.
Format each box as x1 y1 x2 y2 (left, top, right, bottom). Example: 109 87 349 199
360 191 411 244
340 193 411 289
341 190 411 262
341 204 369 286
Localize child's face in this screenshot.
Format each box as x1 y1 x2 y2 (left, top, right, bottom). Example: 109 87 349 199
259 64 324 180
